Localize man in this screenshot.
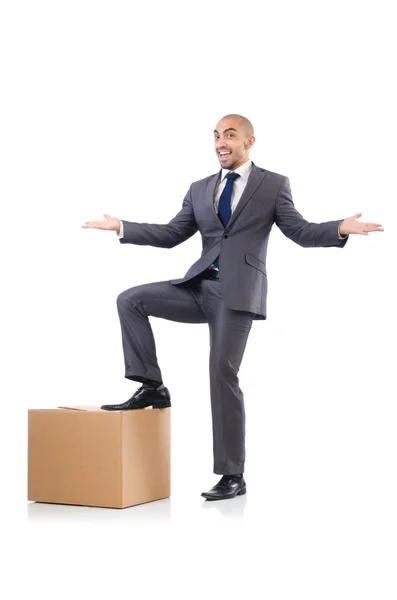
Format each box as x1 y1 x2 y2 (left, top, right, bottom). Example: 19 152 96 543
82 114 383 501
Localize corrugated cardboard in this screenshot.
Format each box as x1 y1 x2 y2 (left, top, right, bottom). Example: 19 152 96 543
28 406 170 508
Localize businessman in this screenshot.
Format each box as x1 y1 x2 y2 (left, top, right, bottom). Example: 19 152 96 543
82 114 383 501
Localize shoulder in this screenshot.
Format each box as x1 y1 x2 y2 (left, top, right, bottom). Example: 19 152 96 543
188 171 220 195
191 172 220 186
253 163 288 185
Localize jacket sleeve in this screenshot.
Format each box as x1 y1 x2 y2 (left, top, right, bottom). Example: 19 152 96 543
274 177 348 248
119 184 198 249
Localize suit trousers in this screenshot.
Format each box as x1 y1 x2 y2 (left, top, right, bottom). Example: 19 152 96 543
116 273 254 475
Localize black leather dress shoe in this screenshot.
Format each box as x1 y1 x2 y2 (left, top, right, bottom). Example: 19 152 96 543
101 385 171 411
201 475 246 500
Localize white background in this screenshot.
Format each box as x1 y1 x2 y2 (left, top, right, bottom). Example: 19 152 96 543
1 0 396 598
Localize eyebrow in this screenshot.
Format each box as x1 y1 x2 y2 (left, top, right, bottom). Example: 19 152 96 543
213 128 238 134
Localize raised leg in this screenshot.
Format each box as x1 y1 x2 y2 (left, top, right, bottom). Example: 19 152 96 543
116 279 206 384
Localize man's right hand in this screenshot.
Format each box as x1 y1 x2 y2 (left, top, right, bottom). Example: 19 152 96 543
81 214 121 234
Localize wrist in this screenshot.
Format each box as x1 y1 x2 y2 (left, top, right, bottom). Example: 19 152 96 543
338 220 347 238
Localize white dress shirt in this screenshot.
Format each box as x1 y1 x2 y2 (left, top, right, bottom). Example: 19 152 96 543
117 159 252 241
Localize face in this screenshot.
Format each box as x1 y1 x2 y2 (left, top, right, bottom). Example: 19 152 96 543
214 118 255 170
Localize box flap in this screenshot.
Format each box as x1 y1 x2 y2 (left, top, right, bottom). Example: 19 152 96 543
57 406 104 411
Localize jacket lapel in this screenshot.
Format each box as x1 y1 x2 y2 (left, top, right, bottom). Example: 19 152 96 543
225 163 267 231
206 171 224 229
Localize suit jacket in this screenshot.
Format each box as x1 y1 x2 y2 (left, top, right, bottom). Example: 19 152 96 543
120 163 348 320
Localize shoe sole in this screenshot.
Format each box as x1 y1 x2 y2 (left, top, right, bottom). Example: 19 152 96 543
127 401 171 410
101 401 171 411
152 400 171 409
201 486 246 500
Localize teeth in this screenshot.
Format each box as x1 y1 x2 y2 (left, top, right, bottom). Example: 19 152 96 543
220 152 231 155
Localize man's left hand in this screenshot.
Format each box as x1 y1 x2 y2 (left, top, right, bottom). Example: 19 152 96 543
340 213 384 236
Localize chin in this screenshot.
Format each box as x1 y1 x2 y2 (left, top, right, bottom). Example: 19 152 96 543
219 159 234 169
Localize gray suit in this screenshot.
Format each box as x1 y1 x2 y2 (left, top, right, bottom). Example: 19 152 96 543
117 163 348 474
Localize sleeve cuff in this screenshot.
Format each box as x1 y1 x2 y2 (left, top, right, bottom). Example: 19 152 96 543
117 220 124 239
338 221 348 240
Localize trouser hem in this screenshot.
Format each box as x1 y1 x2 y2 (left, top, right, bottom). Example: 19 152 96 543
125 370 163 385
214 463 245 475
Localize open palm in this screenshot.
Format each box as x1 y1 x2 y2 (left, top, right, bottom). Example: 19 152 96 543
81 214 121 233
340 213 384 236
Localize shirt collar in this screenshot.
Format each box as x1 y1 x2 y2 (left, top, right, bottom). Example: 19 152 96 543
221 159 252 182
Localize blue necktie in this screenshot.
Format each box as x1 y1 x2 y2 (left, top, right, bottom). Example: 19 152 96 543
213 171 240 269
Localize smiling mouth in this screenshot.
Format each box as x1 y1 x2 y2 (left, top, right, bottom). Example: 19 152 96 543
219 151 232 161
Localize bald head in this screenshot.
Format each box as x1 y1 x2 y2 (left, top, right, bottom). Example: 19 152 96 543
219 114 254 137
214 114 255 171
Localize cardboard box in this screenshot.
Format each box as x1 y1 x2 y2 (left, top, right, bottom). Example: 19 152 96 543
28 406 170 508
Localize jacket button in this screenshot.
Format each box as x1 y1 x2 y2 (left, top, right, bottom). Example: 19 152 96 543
223 234 228 239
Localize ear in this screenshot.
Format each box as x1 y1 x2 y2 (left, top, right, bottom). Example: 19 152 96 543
245 136 256 150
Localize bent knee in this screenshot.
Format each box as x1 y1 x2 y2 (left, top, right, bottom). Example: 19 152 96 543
117 288 141 311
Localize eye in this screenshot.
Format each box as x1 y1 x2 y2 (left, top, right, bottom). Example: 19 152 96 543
227 133 234 138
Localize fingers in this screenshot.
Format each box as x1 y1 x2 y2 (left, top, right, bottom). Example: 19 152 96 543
357 223 384 235
363 223 383 231
353 212 363 219
81 221 106 229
